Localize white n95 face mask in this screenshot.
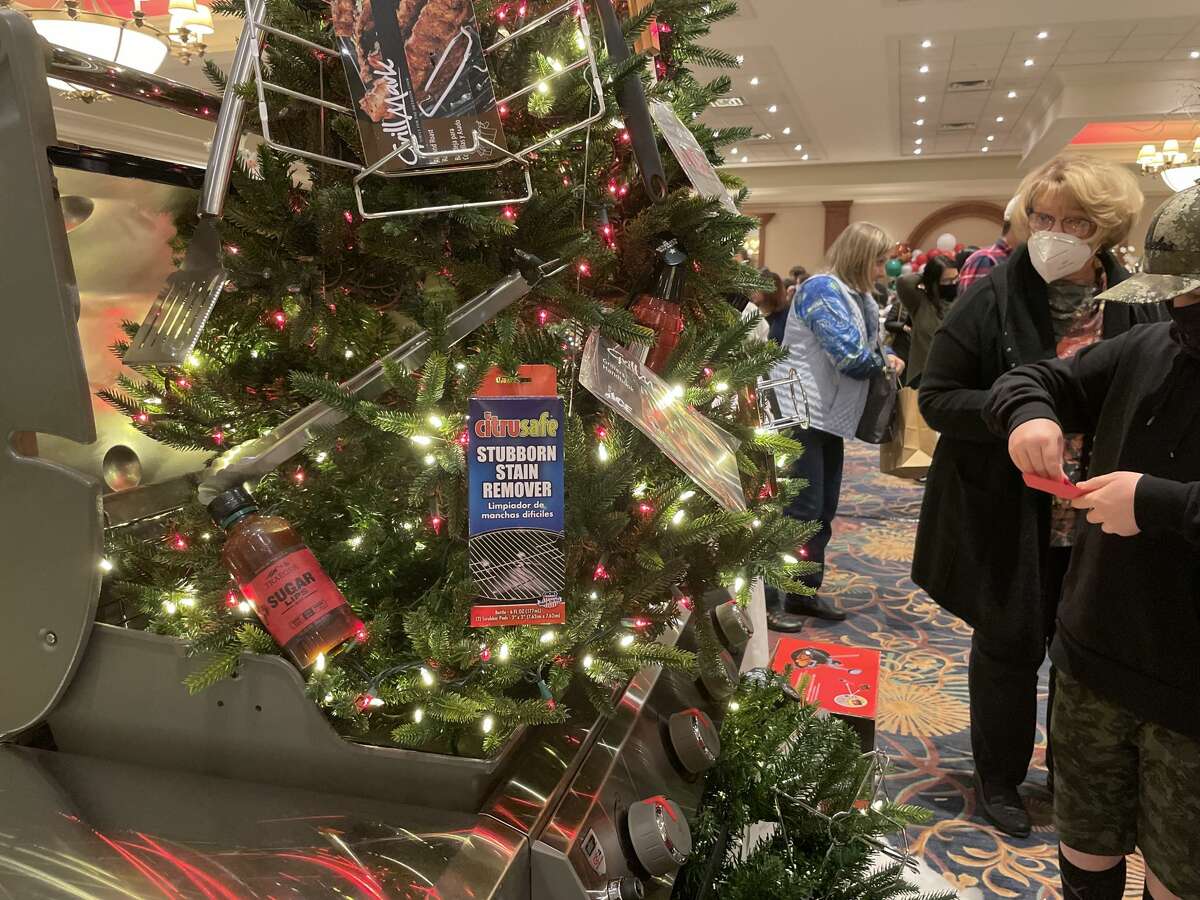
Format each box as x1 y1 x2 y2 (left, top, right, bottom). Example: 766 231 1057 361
1028 231 1095 283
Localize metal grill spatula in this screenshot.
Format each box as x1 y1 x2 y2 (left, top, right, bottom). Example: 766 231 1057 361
123 2 262 367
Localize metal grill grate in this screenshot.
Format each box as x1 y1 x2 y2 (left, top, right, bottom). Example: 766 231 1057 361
470 528 564 601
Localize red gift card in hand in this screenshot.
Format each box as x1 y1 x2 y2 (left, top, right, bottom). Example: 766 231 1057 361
1022 472 1086 500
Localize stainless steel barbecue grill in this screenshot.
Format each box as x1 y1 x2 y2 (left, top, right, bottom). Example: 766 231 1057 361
0 13 749 898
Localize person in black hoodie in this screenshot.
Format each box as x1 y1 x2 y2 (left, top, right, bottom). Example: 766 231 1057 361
985 185 1200 900
913 154 1162 838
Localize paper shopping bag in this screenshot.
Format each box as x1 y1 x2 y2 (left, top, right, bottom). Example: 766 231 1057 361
879 388 938 479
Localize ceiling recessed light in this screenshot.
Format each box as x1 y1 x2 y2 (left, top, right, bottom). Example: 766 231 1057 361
921 39 932 49
730 147 739 154
749 76 760 86
981 146 990 152
801 153 809 160
1024 58 1034 67
914 118 925 126
1191 50 1200 59
740 155 749 163
793 143 803 151
1037 30 1049 39
995 115 1005 122
914 138 923 145
782 126 792 135
1008 90 1018 99
916 95 927 103
735 54 745 64
767 104 778 113
757 133 772 140
987 134 995 141
914 147 923 155
919 64 929 74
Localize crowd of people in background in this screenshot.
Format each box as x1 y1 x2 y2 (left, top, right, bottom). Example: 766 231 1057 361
738 154 1200 900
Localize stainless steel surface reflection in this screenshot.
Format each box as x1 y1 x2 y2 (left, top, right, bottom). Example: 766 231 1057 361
0 745 525 899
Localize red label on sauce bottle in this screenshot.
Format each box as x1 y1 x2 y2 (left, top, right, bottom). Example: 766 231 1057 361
239 548 350 647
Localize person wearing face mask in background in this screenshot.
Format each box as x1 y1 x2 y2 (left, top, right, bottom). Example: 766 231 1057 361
910 154 1164 838
896 255 959 388
984 185 1200 900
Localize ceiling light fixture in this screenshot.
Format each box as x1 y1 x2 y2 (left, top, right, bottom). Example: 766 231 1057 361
987 134 995 141
782 126 792 135
913 147 923 155
921 39 932 49
916 95 927 103
767 104 778 113
914 118 924 126
1037 30 1049 39
21 0 178 99
735 54 745 64
1136 139 1200 192
729 147 738 155
740 155 749 163
1008 90 1018 99
801 153 809 160
749 76 760 86
793 144 803 151
995 115 1005 122
1191 50 1199 59
919 64 929 74
914 138 923 145
981 146 989 152
1024 58 1034 67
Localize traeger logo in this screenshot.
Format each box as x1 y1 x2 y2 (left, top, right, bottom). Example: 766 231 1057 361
372 55 419 165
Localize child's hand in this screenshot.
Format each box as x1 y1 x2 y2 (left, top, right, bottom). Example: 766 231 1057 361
1008 418 1065 480
1071 472 1143 536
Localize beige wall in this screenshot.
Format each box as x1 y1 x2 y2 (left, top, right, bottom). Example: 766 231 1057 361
751 192 1169 277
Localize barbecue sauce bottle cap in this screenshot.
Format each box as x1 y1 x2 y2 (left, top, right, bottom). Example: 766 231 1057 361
654 239 688 304
208 486 259 529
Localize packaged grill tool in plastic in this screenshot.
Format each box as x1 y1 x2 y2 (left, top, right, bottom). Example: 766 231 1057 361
468 365 565 627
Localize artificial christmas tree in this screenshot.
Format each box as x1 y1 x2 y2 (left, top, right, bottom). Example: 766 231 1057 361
99 0 815 757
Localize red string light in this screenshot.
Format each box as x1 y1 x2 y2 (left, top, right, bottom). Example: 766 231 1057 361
134 412 151 425
456 428 471 448
271 310 287 330
594 424 608 440
342 210 354 224
170 533 189 551
593 562 610 581
429 514 443 534
212 429 225 446
502 206 517 221
498 103 509 118
479 645 492 663
225 590 239 608
633 617 651 629
679 595 694 610
354 693 376 712
577 260 591 276
537 308 550 325
354 620 370 643
292 466 306 484
175 377 191 390
638 502 654 517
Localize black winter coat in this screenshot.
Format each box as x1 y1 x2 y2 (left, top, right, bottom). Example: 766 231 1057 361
911 244 1161 652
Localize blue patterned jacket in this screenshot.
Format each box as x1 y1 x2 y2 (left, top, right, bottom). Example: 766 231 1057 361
773 274 886 437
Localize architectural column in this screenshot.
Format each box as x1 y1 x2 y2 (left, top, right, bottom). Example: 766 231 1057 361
822 200 853 251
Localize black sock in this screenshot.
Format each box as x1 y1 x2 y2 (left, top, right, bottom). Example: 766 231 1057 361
1058 849 1126 899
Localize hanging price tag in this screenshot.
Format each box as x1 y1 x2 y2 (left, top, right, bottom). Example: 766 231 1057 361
649 100 738 213
468 366 566 627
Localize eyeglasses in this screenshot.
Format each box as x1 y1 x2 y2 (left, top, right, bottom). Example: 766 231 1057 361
1027 209 1097 240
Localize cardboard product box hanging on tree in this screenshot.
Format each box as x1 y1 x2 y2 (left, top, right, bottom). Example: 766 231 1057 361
468 365 566 627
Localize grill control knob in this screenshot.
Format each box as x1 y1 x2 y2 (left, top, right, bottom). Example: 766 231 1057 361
603 876 645 899
627 795 692 875
668 708 721 773
698 648 738 700
713 599 753 652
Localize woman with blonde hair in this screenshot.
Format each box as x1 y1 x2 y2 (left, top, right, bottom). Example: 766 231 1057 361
912 154 1163 839
768 223 904 631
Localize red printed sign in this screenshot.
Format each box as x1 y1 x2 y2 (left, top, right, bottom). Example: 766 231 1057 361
239 548 350 646
771 638 881 721
469 599 566 628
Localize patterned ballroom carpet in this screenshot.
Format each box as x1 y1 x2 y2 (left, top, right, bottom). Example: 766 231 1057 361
770 441 1147 899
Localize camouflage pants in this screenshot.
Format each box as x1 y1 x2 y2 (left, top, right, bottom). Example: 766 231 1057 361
1052 671 1200 897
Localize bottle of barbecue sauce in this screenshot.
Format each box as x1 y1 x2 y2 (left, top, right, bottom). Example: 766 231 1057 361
209 486 361 669
629 238 688 373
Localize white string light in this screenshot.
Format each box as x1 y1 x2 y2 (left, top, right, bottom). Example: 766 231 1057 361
481 714 495 734
413 707 424 723
314 653 326 672
618 633 635 648
99 558 114 573
498 643 510 662
582 654 594 669
420 666 435 687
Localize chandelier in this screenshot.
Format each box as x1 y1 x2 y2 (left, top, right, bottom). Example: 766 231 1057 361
6 0 214 101
1136 138 1200 193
